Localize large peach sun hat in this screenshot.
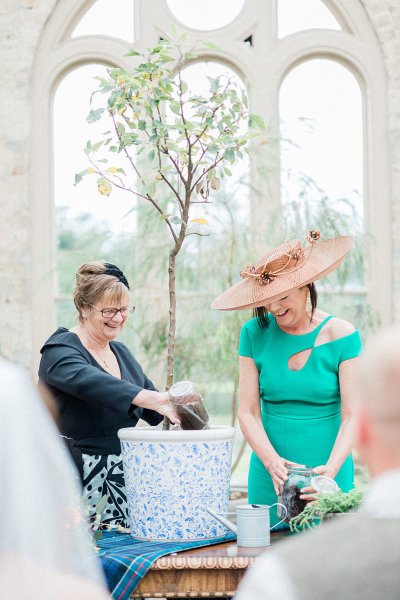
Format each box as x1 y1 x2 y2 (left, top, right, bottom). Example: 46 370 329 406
211 231 353 311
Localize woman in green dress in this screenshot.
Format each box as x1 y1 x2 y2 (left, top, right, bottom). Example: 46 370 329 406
212 231 362 527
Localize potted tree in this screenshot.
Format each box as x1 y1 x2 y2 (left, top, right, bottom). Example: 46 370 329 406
76 34 263 541
76 33 262 392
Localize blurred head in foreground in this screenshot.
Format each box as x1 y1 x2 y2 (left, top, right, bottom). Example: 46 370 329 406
354 325 400 476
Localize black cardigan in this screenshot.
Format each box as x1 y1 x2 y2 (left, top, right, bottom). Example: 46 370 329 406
39 327 163 455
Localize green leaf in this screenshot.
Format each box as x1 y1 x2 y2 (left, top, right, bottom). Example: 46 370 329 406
207 76 221 94
138 120 147 130
249 114 265 131
108 92 119 108
143 181 156 196
158 54 175 63
84 140 92 155
203 41 223 52
124 49 141 57
224 148 235 162
148 149 156 161
86 108 105 123
224 166 232 176
169 101 181 116
170 216 181 224
91 140 103 152
74 170 87 185
160 213 171 220
121 132 139 146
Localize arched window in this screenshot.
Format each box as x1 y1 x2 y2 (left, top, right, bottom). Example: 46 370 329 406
279 58 365 318
277 0 342 37
53 63 138 326
72 0 134 40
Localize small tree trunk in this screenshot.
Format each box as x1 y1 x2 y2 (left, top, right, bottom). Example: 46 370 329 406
166 249 177 389
163 249 177 430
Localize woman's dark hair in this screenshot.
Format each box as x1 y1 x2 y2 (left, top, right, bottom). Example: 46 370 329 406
253 283 318 330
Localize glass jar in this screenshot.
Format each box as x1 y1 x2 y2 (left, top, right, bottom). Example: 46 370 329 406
279 466 313 522
168 381 210 430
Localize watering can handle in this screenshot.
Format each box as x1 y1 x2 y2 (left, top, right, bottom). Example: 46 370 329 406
269 502 287 531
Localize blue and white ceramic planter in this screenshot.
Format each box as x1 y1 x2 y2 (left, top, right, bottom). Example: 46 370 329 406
118 426 235 541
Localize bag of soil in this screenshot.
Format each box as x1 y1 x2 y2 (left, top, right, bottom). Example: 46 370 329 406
168 381 210 430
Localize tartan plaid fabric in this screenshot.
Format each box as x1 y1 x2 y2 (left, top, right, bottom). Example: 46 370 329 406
98 530 236 600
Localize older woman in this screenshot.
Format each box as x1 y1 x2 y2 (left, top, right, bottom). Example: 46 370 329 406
212 232 362 527
39 261 178 527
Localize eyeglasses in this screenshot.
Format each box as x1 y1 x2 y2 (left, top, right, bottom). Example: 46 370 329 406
90 305 136 319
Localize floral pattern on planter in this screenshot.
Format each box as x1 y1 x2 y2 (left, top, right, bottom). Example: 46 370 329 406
120 438 234 541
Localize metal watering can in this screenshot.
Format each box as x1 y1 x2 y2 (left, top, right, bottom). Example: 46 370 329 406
207 503 287 547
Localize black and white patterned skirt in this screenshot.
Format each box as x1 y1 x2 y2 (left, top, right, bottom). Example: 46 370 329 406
82 453 129 528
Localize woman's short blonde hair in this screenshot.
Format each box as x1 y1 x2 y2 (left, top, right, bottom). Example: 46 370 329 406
73 261 130 323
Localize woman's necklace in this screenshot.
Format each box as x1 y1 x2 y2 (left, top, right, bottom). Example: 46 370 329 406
91 348 112 369
76 327 113 369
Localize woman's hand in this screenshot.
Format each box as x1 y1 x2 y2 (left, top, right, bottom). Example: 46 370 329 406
300 464 337 502
267 457 305 496
313 464 337 478
133 390 180 424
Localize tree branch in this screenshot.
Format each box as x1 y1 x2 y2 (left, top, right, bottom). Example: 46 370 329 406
88 156 178 244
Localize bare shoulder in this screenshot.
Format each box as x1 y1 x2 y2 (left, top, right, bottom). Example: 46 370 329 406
315 314 356 345
326 317 356 340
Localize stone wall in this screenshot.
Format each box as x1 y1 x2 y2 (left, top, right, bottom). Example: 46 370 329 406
0 0 57 366
0 0 399 367
361 0 400 318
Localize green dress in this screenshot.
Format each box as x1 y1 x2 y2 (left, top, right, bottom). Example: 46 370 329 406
238 315 362 527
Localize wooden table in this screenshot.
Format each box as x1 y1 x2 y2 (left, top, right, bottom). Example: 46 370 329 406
131 531 290 599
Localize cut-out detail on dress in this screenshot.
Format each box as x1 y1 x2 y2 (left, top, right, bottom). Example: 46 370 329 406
287 318 332 371
288 348 313 371
287 319 357 371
